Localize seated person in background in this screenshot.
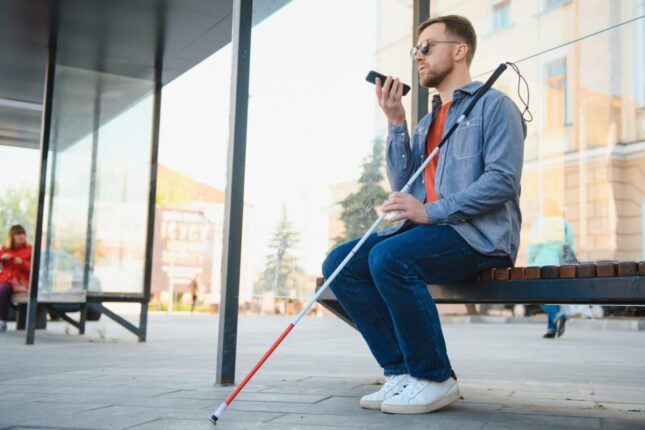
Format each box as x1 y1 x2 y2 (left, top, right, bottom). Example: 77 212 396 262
0 225 33 332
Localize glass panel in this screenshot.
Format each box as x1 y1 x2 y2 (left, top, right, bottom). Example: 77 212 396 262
41 65 154 295
156 47 232 311
427 1 645 264
92 82 154 295
238 0 412 313
40 66 94 294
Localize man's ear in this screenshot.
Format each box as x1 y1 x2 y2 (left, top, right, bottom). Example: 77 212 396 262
454 43 469 63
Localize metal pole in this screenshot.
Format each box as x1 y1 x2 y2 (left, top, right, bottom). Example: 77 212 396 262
411 0 430 127
216 0 253 385
83 82 101 293
26 0 59 345
140 1 166 342
43 118 59 297
81 1 108 333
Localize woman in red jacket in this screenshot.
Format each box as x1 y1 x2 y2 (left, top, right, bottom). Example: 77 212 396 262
0 225 32 332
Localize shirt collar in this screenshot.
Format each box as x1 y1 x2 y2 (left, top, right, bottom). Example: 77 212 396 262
431 81 484 107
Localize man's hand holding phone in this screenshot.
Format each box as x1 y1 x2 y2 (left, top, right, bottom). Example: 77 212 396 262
374 76 407 126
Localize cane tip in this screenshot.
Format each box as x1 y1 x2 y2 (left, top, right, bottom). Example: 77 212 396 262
209 414 218 425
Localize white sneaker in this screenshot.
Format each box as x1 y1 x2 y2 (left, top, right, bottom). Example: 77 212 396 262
360 374 409 410
381 376 460 414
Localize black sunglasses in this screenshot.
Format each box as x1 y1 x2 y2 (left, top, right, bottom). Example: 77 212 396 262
410 40 460 59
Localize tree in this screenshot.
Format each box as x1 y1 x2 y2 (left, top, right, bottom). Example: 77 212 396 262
254 205 304 298
334 137 389 246
0 185 37 242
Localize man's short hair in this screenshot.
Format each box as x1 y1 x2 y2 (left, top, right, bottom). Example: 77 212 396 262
418 15 477 66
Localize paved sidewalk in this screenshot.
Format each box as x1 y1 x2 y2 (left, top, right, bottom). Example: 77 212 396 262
1 314 644 429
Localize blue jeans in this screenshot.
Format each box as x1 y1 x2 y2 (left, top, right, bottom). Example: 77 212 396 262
322 224 509 381
540 305 562 333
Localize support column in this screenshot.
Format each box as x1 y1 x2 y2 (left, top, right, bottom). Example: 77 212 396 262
26 0 59 345
411 0 430 127
216 0 253 385
140 1 166 342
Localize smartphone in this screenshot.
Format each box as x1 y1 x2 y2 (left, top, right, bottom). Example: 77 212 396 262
365 70 411 96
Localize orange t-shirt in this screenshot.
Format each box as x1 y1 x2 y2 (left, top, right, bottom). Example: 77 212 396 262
424 101 451 203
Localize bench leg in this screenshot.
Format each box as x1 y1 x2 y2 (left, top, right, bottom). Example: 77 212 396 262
16 304 27 330
79 304 87 335
17 304 46 330
36 305 47 329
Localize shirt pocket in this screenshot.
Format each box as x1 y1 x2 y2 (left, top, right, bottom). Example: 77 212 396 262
451 116 482 160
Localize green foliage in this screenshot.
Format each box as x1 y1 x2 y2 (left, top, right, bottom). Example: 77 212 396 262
253 206 304 298
334 138 389 247
0 185 37 243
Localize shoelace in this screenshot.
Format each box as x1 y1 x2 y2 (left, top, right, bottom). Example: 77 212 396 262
382 375 406 393
398 378 424 397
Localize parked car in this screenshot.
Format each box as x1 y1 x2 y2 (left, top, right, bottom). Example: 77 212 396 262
43 250 102 321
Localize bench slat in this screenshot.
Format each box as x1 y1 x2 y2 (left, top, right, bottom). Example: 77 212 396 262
577 264 596 278
11 291 87 304
493 268 510 281
559 265 577 278
617 262 637 277
525 267 540 279
597 263 617 277
540 266 559 279
509 267 525 280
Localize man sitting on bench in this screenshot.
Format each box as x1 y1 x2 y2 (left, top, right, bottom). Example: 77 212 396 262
322 15 526 415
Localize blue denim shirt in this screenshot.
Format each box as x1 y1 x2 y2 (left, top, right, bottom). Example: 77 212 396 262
382 81 526 264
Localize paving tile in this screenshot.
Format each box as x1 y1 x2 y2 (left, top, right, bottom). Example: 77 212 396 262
0 400 108 429
599 417 645 430
232 392 331 404
218 400 317 414
266 412 405 429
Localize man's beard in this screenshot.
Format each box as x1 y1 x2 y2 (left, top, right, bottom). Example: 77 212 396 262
420 62 453 88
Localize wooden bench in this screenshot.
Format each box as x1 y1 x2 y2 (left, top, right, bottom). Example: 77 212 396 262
11 291 149 340
315 262 645 327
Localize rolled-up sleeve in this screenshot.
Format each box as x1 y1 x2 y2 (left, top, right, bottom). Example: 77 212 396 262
425 95 525 224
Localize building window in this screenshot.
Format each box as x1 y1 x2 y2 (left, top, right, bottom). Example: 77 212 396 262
492 0 511 31
545 58 569 128
543 0 565 11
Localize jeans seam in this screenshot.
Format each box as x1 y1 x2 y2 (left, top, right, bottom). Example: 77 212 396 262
412 286 452 381
409 245 473 265
403 246 477 281
344 274 403 369
476 256 508 272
